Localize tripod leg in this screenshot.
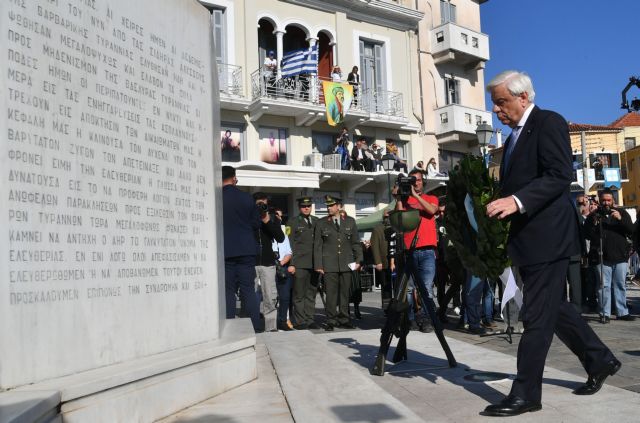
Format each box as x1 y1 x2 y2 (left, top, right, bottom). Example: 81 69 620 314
421 294 457 368
392 311 410 363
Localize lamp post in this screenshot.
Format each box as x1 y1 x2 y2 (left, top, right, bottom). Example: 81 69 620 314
381 153 396 203
475 121 493 165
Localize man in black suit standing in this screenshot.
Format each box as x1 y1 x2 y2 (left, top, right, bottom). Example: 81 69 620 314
222 166 262 332
483 71 620 417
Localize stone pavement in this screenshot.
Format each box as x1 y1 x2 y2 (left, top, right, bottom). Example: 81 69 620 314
164 283 640 422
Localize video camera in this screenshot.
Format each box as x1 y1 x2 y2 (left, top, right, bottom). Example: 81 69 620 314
396 175 416 198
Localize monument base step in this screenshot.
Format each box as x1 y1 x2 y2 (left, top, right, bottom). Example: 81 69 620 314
2 319 256 423
262 330 424 423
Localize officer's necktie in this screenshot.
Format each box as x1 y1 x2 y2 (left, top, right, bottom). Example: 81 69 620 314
305 217 311 228
334 219 340 230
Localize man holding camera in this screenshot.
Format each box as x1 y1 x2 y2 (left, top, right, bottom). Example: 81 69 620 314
314 195 363 331
584 188 635 324
253 192 285 332
395 169 439 332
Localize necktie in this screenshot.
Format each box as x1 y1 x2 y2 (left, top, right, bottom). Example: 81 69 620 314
305 217 311 228
334 219 340 230
504 126 522 168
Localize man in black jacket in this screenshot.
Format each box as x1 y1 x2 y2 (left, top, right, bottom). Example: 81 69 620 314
222 166 261 332
253 192 285 332
483 71 619 416
584 188 636 323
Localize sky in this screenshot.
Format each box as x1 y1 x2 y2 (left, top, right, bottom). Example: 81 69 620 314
481 0 640 134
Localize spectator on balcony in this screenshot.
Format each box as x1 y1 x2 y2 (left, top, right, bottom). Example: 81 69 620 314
386 140 408 173
263 50 277 95
371 144 383 171
335 127 351 170
427 157 446 177
331 66 342 82
347 66 360 105
352 138 373 172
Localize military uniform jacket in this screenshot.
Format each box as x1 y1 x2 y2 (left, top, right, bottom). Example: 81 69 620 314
290 214 319 269
314 215 363 273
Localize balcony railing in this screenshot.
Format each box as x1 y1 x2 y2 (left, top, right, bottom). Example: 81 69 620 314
218 63 243 97
249 69 404 118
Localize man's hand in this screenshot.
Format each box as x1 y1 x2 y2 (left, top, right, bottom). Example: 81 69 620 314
375 263 383 271
261 213 270 224
354 263 361 271
486 196 519 219
411 185 420 198
315 268 325 275
611 209 622 221
287 265 295 275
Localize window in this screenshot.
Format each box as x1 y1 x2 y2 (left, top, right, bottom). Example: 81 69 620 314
472 37 479 48
440 0 456 24
465 113 472 125
440 112 448 124
444 77 459 105
220 122 244 162
461 33 468 45
625 137 636 150
475 115 482 125
436 31 444 43
312 132 337 155
210 8 226 64
359 39 386 94
258 127 288 165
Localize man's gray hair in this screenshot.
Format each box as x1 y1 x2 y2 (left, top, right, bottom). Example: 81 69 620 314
486 70 536 101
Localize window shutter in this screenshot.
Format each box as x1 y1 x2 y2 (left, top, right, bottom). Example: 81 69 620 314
212 9 225 64
374 44 385 93
450 3 456 23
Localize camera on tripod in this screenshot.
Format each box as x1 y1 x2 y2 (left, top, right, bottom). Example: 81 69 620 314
595 205 612 219
396 175 416 197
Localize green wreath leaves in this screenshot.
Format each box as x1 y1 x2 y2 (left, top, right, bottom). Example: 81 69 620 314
444 155 511 280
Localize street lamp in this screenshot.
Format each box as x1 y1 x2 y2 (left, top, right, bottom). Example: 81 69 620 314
475 121 493 164
381 153 396 203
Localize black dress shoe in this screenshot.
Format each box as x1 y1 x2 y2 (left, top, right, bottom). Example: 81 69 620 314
573 358 621 395
293 323 308 330
324 324 334 331
340 322 356 329
277 321 293 331
308 322 321 329
467 326 487 335
482 395 541 417
617 314 636 321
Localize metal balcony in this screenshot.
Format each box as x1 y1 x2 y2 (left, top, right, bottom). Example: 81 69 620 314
249 69 406 126
218 63 243 97
432 22 489 68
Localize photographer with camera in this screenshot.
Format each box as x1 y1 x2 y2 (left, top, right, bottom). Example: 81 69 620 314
395 169 439 332
253 192 286 332
584 188 635 324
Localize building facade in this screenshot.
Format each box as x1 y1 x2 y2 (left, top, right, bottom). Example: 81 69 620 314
201 0 490 220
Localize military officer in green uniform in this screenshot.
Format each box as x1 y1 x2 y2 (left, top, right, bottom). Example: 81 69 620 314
288 197 321 329
314 195 363 331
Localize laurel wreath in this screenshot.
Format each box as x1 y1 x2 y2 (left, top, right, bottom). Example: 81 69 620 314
444 155 511 280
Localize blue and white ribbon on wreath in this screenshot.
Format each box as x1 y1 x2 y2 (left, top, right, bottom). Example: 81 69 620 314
464 194 522 315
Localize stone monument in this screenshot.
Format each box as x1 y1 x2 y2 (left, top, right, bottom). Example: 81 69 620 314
0 0 255 421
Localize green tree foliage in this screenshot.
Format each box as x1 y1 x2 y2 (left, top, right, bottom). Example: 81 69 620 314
444 155 510 280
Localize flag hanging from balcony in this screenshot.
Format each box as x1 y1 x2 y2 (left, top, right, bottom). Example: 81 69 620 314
281 45 318 77
322 81 353 126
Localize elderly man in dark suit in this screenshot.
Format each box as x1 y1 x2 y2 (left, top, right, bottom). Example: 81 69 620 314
222 166 262 332
483 71 620 417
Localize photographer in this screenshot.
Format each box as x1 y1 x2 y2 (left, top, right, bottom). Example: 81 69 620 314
253 192 286 332
395 169 439 332
335 127 351 170
584 189 635 323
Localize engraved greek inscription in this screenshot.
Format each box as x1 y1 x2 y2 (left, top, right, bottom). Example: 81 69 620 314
68 179 81 191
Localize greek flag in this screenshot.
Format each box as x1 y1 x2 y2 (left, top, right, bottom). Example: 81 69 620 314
281 45 318 77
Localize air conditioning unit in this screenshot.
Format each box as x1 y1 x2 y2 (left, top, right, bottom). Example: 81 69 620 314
323 153 341 170
304 153 323 169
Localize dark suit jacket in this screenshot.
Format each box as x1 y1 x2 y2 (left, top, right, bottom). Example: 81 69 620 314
499 106 580 266
222 185 260 258
370 223 389 269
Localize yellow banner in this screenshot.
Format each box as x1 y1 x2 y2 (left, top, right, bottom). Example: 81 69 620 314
322 81 354 126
